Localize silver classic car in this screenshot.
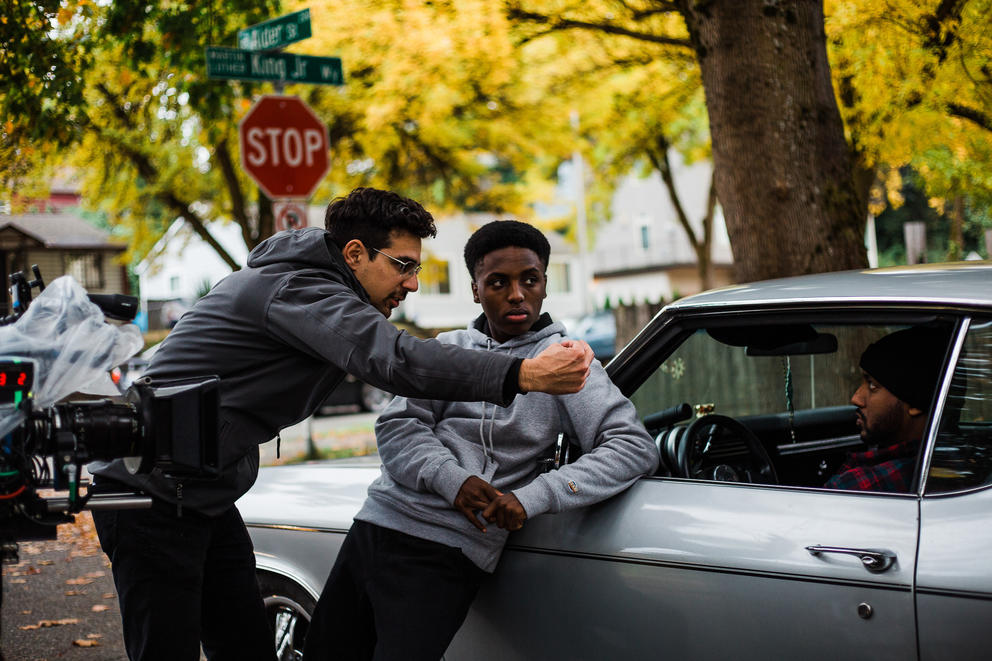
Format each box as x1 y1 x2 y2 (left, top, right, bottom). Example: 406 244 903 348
239 262 992 660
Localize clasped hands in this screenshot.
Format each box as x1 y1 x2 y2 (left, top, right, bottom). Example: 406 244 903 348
454 475 526 533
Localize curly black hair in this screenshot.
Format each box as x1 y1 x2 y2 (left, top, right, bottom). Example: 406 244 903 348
324 187 437 254
463 220 550 279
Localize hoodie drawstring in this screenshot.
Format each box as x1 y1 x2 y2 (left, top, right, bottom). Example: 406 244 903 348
479 339 498 465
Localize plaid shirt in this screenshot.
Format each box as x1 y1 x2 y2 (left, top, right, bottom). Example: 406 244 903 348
823 441 919 493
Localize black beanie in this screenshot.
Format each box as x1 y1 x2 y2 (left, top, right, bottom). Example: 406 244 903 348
859 326 951 410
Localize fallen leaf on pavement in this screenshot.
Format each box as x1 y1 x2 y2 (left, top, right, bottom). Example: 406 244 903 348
73 639 101 647
90 604 110 612
102 592 115 599
65 590 84 596
84 570 106 578
39 560 55 566
86 633 103 639
7 566 42 576
66 577 94 585
19 618 80 630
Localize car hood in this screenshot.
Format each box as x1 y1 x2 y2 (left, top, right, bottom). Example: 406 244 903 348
237 461 382 529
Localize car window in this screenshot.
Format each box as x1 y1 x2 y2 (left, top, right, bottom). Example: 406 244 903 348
926 317 992 495
630 324 888 419
630 319 954 492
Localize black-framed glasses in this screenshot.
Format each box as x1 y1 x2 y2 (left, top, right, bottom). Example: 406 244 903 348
369 247 423 277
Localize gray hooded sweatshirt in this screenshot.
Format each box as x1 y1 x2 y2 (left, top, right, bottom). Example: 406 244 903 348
92 228 518 515
356 314 659 572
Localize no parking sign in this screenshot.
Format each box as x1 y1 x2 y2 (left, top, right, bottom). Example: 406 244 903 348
273 201 308 232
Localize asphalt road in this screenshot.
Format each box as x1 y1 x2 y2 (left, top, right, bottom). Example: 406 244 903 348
1 512 126 661
2 411 377 661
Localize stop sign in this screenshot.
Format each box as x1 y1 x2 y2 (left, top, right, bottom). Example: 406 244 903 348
239 95 329 199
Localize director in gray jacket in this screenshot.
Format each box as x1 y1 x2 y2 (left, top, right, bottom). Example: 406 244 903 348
90 190 594 661
303 220 658 661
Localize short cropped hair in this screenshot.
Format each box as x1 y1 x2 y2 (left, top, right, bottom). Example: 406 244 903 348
324 187 437 254
463 220 551 279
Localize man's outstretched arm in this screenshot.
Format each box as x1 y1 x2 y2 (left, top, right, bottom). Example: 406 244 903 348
517 340 594 395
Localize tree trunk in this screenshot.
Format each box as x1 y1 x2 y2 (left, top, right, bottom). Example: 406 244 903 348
948 195 965 261
677 0 867 282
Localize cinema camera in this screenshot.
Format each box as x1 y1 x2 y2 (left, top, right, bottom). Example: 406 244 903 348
0 268 219 564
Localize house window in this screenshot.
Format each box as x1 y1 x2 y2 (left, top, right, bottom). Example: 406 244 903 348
636 212 652 251
547 262 571 294
64 253 104 289
170 276 181 294
419 258 451 295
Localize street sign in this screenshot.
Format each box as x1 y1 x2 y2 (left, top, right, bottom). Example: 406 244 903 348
273 201 309 232
239 96 329 199
206 46 343 86
238 9 312 51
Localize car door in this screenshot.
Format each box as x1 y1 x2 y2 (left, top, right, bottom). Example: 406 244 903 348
447 478 918 661
916 317 992 660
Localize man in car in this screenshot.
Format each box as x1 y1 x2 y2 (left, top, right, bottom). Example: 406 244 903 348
302 219 659 661
89 190 595 661
824 325 950 492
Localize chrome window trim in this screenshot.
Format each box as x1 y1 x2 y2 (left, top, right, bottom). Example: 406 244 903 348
919 316 971 496
673 296 992 312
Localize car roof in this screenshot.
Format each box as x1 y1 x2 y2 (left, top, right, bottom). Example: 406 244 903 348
669 262 992 311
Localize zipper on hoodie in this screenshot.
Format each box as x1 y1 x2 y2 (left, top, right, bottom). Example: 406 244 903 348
176 481 183 518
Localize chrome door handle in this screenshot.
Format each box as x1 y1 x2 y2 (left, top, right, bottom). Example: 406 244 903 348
805 545 897 573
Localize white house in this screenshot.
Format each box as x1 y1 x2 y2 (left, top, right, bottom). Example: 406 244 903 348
136 219 251 330
585 152 734 306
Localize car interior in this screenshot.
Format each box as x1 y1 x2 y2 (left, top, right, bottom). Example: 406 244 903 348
617 315 964 493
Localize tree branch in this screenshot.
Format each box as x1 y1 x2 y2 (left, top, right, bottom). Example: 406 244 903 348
506 7 693 50
94 83 241 270
214 137 255 248
948 102 992 132
646 135 698 248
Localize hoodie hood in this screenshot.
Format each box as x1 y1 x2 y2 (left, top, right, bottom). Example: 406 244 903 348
247 227 368 303
464 312 563 351
248 227 338 269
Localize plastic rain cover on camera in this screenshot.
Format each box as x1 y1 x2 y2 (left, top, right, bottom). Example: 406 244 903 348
0 276 144 438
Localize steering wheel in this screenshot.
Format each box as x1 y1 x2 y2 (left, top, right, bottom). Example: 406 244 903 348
678 414 779 485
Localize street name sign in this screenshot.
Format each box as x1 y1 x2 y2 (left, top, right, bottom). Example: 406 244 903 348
239 96 329 199
238 9 312 51
206 46 343 86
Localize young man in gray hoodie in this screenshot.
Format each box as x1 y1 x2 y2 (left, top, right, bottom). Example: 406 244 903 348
303 220 659 661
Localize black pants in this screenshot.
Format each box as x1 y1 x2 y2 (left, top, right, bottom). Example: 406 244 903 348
303 520 487 661
92 499 276 661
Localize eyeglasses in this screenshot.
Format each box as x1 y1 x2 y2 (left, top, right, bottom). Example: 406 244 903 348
369 247 423 277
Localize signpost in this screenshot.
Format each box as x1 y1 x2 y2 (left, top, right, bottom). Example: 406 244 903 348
208 8 345 232
239 96 330 200
238 9 312 51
